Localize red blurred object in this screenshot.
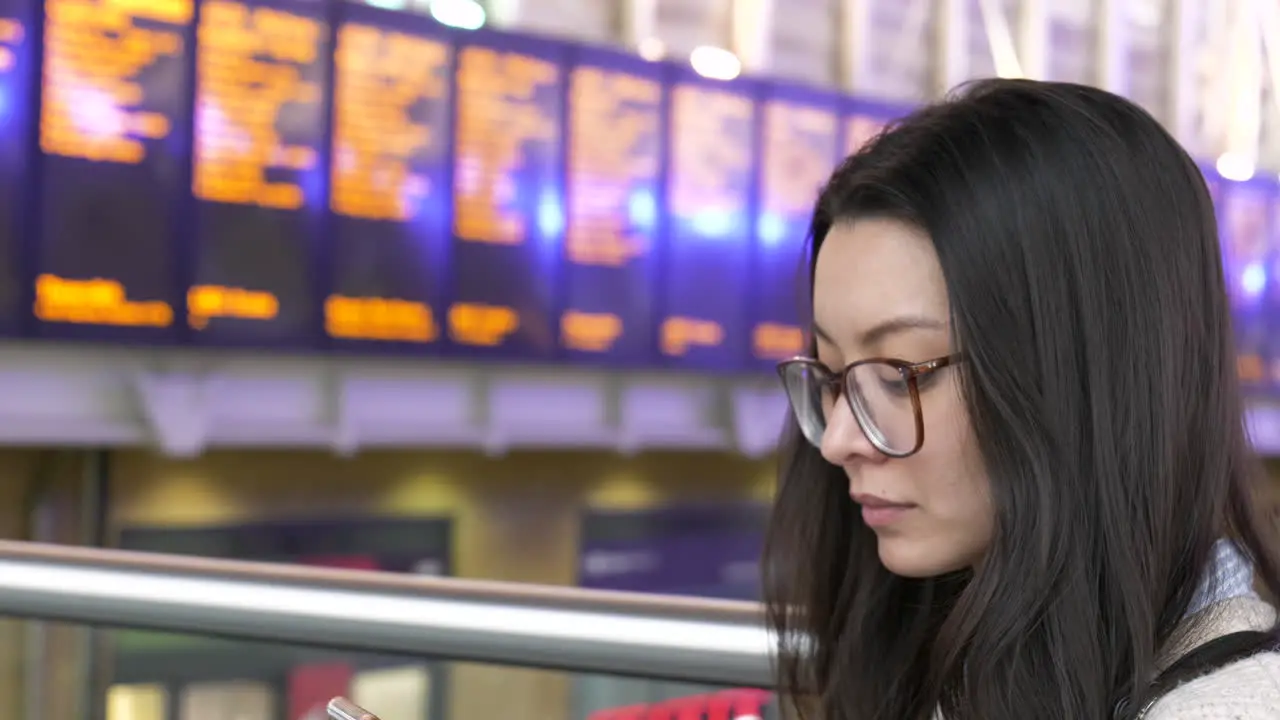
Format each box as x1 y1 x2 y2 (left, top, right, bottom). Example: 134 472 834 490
588 689 773 720
289 663 354 720
299 555 380 570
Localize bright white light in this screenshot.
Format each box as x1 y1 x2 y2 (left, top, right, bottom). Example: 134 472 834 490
757 212 787 247
1128 0 1161 28
366 0 405 9
637 37 665 62
689 45 741 81
429 0 485 30
1217 152 1255 182
1242 261 1267 299
975 0 1024 78
66 85 126 139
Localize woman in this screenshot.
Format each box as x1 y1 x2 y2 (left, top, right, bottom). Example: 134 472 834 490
763 78 1280 719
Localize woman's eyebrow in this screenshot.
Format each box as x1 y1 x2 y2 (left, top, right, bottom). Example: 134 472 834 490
813 315 946 348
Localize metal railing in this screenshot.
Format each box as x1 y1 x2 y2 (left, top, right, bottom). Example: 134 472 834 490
0 541 773 686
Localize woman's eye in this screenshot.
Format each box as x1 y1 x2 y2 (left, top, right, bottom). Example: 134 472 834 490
879 377 911 396
913 371 941 390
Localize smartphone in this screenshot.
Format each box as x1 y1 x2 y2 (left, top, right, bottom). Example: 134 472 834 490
327 697 380 720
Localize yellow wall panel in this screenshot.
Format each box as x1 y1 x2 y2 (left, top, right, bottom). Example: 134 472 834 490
0 449 36 539
109 449 776 583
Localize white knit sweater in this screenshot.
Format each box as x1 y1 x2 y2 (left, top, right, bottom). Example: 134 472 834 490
1143 595 1280 718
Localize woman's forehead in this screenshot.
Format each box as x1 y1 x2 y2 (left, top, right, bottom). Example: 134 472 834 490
812 219 950 345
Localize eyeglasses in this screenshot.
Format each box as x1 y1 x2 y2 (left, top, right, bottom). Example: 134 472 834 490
776 354 963 458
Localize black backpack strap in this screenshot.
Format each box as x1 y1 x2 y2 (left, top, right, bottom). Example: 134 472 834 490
1118 630 1278 719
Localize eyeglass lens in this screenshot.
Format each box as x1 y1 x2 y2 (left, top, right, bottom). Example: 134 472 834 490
780 362 920 455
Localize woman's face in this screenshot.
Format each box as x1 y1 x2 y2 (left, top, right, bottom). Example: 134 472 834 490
812 217 993 577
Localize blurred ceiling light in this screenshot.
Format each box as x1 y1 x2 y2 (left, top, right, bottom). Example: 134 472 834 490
1217 152 1256 182
637 37 665 61
429 0 485 29
367 0 406 9
1127 0 1162 29
975 0 1024 78
689 45 741 81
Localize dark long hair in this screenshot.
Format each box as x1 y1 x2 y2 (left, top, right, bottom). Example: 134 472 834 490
762 78 1280 720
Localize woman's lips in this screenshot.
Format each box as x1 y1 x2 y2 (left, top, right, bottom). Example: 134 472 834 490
852 493 916 528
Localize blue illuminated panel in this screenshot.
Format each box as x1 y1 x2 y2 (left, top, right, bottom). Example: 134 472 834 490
560 48 662 366
326 5 452 352
0 0 31 335
1265 210 1280 395
448 33 563 358
1221 180 1270 311
34 0 192 341
1219 178 1273 391
578 504 768 599
659 75 757 370
751 87 839 369
188 0 329 348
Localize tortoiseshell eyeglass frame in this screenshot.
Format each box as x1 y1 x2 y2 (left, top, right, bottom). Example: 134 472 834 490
775 353 965 458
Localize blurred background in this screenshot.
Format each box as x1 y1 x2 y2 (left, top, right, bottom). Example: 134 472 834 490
0 1 1276 720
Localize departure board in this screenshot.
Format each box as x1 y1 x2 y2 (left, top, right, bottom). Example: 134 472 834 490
35 0 191 340
659 77 756 370
561 50 662 365
2 12 1277 394
189 0 328 347
752 93 838 368
449 35 563 358
327 6 452 351
0 0 31 335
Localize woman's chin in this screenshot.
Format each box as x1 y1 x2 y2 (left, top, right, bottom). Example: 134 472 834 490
877 535 977 578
